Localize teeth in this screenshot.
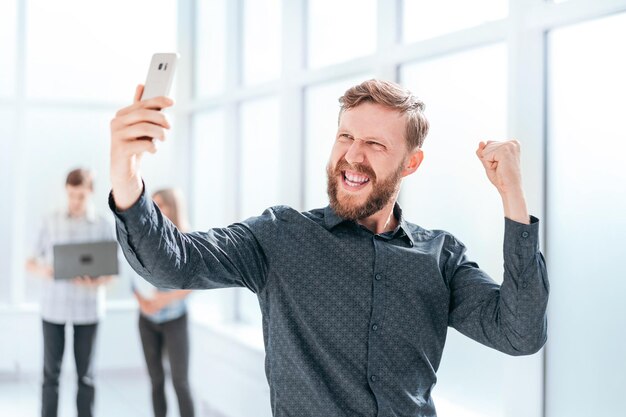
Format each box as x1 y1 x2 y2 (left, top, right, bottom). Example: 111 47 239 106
345 172 369 184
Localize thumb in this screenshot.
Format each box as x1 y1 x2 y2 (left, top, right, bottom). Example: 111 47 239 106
134 84 144 103
476 141 494 171
476 141 486 158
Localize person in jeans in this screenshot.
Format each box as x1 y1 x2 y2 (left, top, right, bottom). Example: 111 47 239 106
133 188 194 417
25 168 115 417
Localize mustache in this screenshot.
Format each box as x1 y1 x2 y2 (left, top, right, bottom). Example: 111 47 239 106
333 159 377 182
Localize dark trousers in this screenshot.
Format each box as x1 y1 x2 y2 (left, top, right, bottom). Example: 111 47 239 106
42 320 98 417
139 313 195 417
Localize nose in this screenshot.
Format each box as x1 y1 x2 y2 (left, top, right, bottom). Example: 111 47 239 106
344 140 365 165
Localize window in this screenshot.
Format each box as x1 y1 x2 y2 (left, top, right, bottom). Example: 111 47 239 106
242 0 282 85
0 109 17 304
188 109 242 325
25 0 177 101
239 97 281 219
307 0 377 68
3 0 178 305
546 13 626 417
195 0 227 97
191 109 229 230
402 0 507 43
401 43 508 417
0 0 17 97
238 96 281 326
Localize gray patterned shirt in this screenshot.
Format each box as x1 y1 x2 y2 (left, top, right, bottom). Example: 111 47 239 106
109 188 548 417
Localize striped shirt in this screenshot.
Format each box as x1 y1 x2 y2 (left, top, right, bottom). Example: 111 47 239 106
33 208 115 324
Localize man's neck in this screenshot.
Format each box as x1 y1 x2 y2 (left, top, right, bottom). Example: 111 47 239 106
357 200 398 235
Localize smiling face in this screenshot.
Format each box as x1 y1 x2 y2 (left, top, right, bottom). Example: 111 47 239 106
326 102 423 221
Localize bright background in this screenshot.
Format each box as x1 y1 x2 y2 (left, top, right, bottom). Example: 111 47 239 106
1 1 625 416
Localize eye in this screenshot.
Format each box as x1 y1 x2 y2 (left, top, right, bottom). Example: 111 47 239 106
367 141 386 150
338 133 353 142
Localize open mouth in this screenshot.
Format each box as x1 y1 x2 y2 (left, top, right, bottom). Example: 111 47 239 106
341 170 370 191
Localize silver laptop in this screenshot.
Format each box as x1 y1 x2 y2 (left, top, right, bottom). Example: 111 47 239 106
53 241 119 280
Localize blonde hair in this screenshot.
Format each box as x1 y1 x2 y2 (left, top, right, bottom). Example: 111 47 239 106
152 188 190 232
339 79 429 150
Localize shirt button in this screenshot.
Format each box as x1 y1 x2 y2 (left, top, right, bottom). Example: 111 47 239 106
370 375 377 382
521 231 529 238
522 282 528 289
372 324 378 331
375 273 382 281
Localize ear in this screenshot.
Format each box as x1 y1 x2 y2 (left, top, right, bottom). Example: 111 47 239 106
401 148 424 177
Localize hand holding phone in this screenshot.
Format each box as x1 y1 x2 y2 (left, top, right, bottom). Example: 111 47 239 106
110 53 179 211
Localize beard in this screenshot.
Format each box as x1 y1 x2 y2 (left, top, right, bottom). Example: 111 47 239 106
326 158 404 221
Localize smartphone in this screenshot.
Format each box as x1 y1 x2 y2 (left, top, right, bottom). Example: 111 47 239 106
141 52 179 100
138 53 179 140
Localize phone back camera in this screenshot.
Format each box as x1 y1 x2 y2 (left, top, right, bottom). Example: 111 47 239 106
158 63 163 70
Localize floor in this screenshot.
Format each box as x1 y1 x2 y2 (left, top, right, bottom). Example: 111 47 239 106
0 369 202 417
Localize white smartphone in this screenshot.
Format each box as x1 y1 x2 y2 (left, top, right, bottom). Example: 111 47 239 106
141 52 179 100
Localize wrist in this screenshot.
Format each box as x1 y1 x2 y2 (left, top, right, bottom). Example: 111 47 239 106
500 190 530 225
111 176 143 211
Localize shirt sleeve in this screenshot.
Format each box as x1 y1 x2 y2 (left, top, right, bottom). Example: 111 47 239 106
108 184 269 294
446 216 549 356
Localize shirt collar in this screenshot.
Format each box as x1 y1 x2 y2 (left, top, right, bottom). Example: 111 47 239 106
323 203 415 246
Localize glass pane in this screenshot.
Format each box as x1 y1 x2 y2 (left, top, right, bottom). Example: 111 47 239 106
403 0 507 43
139 114 179 192
239 96 280 326
307 0 377 68
191 110 228 230
400 44 508 417
0 0 17 97
242 0 282 85
240 97 281 219
26 0 177 101
304 75 371 209
188 109 237 324
195 0 227 97
0 108 17 304
546 13 626 417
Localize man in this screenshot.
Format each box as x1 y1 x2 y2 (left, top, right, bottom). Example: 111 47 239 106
26 168 115 417
109 79 548 417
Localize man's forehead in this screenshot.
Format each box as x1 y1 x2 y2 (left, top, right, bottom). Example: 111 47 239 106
339 103 406 142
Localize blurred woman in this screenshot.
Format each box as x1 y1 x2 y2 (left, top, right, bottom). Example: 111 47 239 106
133 188 194 417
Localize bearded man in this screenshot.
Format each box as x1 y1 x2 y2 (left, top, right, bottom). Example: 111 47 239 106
108 79 548 417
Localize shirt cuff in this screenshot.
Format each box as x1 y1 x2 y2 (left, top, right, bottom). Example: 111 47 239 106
108 183 153 276
108 181 154 229
504 215 540 256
